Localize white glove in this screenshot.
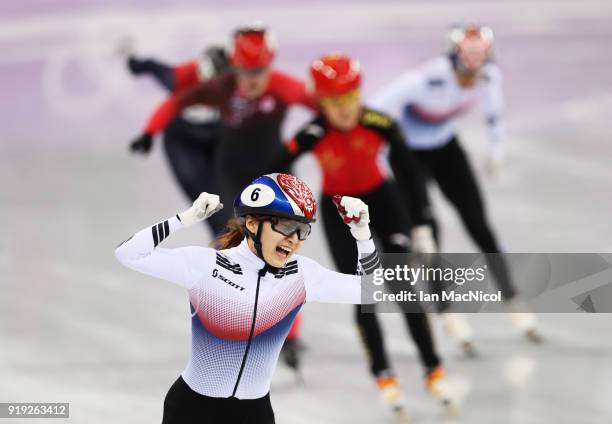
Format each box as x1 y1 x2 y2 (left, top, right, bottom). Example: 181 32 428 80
333 195 371 241
485 143 505 178
178 192 223 227
411 225 437 254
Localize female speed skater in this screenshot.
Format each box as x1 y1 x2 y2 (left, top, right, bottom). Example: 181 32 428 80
127 25 316 370
271 53 458 420
370 24 542 355
126 45 229 236
115 173 381 424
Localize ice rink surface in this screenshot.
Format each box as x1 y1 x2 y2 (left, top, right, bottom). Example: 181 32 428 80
1 1 612 423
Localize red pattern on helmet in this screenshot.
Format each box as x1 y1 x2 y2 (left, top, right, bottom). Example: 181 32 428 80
231 30 275 69
310 53 361 98
277 174 317 219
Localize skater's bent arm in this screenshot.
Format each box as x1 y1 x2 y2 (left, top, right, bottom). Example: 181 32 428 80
302 239 380 304
115 215 206 289
172 61 200 92
128 57 175 91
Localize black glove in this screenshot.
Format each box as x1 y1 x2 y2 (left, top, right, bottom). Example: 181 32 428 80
127 56 147 75
130 133 153 155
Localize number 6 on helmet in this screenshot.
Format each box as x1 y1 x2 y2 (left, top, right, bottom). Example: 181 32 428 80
235 173 317 222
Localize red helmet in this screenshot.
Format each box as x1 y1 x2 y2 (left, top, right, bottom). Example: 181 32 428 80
448 24 494 71
310 53 361 98
230 26 276 70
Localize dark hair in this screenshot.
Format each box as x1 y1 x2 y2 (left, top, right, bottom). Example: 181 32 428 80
213 215 267 250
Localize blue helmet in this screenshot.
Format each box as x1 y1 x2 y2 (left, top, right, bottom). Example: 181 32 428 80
234 173 317 223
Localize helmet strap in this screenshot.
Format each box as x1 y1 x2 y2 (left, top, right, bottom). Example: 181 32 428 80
244 220 279 273
253 221 265 261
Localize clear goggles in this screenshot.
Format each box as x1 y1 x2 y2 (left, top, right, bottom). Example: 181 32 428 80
269 216 312 241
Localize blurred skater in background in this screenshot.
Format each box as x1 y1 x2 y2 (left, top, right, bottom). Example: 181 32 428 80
272 53 458 421
371 24 542 355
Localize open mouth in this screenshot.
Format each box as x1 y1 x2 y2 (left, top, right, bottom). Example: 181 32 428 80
275 245 292 259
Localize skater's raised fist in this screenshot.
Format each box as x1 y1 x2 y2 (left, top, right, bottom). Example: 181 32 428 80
178 192 223 227
130 133 153 155
332 195 371 241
